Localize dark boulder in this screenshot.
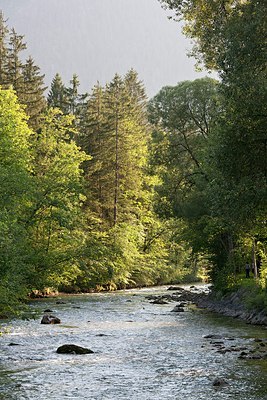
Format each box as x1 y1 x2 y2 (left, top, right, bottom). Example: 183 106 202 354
171 305 185 312
41 315 61 324
213 378 228 387
151 299 169 305
56 344 94 354
167 286 184 291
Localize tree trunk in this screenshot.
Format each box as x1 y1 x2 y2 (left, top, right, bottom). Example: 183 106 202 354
252 239 258 278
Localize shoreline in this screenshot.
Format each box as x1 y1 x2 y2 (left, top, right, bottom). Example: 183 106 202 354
28 284 267 327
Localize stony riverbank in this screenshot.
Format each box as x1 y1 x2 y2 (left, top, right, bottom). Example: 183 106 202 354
147 285 267 326
196 287 267 326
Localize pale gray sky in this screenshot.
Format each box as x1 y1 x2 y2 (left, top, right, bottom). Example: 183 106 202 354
0 0 212 97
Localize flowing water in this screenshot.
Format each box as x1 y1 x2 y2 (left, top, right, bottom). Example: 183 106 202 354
0 285 267 400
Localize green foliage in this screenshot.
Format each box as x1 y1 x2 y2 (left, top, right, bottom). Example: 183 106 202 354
25 108 90 287
0 88 33 314
0 14 47 128
159 0 250 70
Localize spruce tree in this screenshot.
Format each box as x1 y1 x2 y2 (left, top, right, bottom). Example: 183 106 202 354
47 73 68 112
6 28 26 94
0 11 9 87
21 56 47 130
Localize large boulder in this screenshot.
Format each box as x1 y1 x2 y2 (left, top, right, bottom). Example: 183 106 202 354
41 315 61 324
56 344 94 354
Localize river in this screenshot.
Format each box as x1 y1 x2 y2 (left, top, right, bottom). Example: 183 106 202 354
0 285 267 399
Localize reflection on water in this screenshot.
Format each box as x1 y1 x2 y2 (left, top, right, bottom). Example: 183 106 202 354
0 285 267 399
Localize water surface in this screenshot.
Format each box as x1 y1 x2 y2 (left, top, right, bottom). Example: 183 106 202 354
0 285 267 399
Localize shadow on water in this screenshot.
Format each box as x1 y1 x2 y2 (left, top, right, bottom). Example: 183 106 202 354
0 285 267 399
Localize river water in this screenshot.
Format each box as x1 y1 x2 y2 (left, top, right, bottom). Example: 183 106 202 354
0 285 267 400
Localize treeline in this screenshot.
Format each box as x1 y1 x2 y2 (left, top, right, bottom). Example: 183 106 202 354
156 0 267 293
0 12 197 315
0 0 266 315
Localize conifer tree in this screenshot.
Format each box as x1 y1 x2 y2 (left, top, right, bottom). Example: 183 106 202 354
0 11 9 87
47 73 68 112
21 56 47 130
6 28 26 94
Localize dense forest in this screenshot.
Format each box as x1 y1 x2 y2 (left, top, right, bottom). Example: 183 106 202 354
0 0 266 316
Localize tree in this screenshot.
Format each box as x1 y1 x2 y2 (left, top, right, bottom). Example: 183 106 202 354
207 0 267 281
6 28 26 94
159 0 248 69
0 88 33 313
81 71 149 227
47 73 68 112
0 11 9 87
25 108 89 288
148 78 219 218
21 56 47 130
159 0 267 288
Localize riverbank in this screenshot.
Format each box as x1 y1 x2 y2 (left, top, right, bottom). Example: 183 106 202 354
162 284 267 326
196 286 267 326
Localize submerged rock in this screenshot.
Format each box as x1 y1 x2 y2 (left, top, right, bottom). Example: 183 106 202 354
56 344 94 354
203 334 223 339
41 315 61 324
213 378 228 387
151 299 169 305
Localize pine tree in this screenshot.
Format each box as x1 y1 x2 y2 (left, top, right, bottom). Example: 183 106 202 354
6 28 26 94
81 71 150 227
79 82 108 221
21 56 47 130
47 73 68 112
0 11 9 87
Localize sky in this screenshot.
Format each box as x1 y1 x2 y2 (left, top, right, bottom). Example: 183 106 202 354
0 0 212 98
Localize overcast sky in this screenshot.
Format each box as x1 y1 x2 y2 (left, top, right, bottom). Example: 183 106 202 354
0 0 212 98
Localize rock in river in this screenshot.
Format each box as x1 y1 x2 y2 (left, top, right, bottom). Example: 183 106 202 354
213 378 228 387
56 344 94 354
41 315 61 324
171 305 185 312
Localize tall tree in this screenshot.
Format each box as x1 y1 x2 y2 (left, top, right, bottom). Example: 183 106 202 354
148 78 219 218
47 73 68 112
159 0 248 69
159 0 267 287
6 28 26 94
0 88 33 313
21 56 47 130
26 108 89 288
0 11 9 87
